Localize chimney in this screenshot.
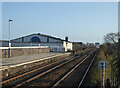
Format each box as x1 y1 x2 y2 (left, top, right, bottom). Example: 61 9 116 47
65 37 68 42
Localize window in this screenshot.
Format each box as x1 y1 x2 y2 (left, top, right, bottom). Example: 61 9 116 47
30 36 41 42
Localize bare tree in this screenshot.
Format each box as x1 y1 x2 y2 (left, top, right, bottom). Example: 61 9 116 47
104 32 118 45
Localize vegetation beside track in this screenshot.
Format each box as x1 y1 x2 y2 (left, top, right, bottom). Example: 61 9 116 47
82 43 119 88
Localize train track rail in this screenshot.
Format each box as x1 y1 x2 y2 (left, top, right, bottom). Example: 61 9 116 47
14 53 88 88
1 55 74 87
17 51 95 87
1 50 96 88
51 54 91 88
52 51 98 88
1 51 90 87
78 51 98 88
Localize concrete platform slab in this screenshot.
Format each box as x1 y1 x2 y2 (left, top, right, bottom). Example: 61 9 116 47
1 53 69 70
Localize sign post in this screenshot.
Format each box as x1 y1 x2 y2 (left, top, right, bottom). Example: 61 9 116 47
98 60 108 88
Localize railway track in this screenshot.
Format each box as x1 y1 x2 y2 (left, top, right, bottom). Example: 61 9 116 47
1 50 97 88
1 55 74 87
52 51 98 88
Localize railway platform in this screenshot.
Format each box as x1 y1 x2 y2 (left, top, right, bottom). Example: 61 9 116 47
0 52 71 79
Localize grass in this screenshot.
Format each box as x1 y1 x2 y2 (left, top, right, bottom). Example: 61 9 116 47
81 44 119 88
87 44 117 87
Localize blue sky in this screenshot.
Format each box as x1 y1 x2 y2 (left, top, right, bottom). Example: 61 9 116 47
2 2 118 43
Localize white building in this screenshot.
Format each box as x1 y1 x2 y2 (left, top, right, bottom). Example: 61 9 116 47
10 33 72 52
95 42 100 48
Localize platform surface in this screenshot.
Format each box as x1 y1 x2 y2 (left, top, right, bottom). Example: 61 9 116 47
0 52 67 70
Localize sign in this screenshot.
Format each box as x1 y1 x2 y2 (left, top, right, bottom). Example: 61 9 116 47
98 60 108 70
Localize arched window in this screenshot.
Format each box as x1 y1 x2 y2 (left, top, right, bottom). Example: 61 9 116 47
30 36 41 42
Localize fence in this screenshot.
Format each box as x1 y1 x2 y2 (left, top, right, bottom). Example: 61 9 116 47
50 46 65 52
0 41 66 53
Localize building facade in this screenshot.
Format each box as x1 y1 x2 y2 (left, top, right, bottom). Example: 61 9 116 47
8 33 72 52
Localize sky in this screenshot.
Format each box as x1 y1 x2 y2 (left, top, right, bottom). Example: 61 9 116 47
2 2 118 43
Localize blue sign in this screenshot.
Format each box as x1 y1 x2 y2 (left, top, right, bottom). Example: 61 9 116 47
98 60 108 70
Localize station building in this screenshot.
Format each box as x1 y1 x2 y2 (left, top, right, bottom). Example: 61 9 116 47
9 33 72 52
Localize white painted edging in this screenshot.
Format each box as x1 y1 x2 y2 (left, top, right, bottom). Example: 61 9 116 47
1 53 70 71
0 46 48 49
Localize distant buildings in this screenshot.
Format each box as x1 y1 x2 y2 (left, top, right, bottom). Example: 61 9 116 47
95 42 100 48
72 42 85 51
0 33 99 52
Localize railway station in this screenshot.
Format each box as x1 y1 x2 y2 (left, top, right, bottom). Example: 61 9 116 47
0 32 97 88
1 1 119 88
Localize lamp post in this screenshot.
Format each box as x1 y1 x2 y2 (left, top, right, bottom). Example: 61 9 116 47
118 32 120 51
8 19 13 58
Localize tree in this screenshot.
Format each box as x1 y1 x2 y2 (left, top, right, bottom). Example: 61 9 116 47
104 32 120 87
104 32 118 45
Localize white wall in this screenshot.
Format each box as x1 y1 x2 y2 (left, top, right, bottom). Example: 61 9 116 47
63 41 72 52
